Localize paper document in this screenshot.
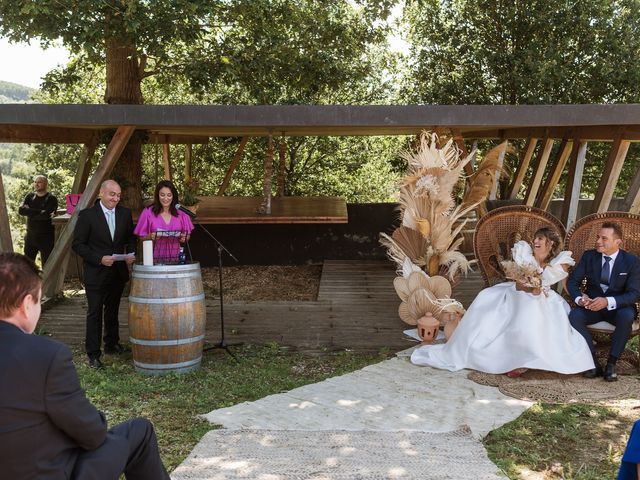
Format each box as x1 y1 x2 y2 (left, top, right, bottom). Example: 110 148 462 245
112 253 135 261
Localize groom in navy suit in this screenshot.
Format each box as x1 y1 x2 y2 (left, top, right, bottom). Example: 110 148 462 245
568 222 640 381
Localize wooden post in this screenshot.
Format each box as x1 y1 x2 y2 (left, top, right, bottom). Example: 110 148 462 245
536 139 572 210
561 140 588 229
277 134 287 197
488 141 508 201
507 137 538 199
72 134 98 194
257 135 274 215
217 136 249 196
42 126 135 299
623 166 640 214
591 133 630 213
0 172 13 252
184 143 193 186
163 141 172 181
524 137 553 206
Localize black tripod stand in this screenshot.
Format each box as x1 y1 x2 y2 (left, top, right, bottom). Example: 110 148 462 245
189 220 240 362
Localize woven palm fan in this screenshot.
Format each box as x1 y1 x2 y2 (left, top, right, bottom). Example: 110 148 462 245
392 226 428 262
408 288 439 319
393 276 411 302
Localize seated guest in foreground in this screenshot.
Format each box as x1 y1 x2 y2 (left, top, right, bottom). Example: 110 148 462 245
619 419 640 480
411 227 594 375
134 180 194 263
0 253 170 479
568 222 640 382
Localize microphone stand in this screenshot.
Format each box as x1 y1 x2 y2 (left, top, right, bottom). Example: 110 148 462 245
186 213 240 362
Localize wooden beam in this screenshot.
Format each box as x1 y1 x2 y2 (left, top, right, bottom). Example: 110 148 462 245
488 141 508 200
591 133 631 213
162 143 172 181
0 125 99 144
72 135 98 194
508 137 538 199
184 143 193 185
147 134 209 144
42 126 135 298
257 135 274 215
561 140 588 228
624 165 640 214
0 172 13 252
277 135 287 197
535 139 573 210
217 136 249 196
524 137 554 206
463 126 640 142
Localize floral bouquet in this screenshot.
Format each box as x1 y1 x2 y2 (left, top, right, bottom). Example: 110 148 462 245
499 260 543 289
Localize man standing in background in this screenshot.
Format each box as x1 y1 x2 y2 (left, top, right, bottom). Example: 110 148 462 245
18 174 58 265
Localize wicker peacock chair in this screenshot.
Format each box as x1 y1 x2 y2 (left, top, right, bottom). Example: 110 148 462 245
564 211 640 370
473 205 566 288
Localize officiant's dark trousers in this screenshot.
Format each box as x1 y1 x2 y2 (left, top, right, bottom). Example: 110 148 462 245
85 279 125 359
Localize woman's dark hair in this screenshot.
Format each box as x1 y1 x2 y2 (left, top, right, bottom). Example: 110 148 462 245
534 226 563 263
0 253 41 318
151 180 179 216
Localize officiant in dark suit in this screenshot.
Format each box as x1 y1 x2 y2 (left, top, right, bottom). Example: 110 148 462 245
0 252 169 479
568 222 640 381
73 179 137 369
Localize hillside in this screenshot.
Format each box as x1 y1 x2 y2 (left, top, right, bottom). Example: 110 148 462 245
0 80 35 103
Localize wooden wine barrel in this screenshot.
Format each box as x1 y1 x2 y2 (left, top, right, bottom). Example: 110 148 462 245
128 263 206 375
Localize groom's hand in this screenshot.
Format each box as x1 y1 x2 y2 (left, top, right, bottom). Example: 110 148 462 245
585 296 607 311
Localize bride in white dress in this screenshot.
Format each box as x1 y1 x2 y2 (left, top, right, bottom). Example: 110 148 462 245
411 227 595 375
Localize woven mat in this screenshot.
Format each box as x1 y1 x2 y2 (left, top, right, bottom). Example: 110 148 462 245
467 369 640 403
171 427 505 480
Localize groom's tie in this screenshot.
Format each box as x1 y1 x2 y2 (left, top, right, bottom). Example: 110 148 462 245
600 256 612 287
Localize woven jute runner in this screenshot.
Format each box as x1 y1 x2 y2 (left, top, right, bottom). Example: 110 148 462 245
171 427 505 480
467 369 639 403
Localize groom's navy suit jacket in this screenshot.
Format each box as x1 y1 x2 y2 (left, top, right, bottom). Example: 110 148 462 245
567 249 640 310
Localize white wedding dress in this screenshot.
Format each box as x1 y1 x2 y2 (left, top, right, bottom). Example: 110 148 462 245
410 241 595 374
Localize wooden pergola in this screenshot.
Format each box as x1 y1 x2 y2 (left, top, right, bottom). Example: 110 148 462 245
2 104 640 298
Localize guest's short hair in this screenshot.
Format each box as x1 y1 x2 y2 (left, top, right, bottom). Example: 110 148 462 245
601 222 623 239
0 253 41 318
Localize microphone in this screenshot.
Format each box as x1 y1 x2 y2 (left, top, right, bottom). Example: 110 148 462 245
175 203 197 218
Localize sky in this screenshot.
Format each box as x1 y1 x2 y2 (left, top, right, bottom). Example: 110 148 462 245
0 38 70 89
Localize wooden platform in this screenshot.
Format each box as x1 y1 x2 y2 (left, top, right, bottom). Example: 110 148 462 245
53 196 348 226
38 261 484 353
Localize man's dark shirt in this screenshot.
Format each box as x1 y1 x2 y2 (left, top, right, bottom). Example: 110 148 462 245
19 192 58 235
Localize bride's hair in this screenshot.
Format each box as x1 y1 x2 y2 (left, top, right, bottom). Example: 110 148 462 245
534 227 563 262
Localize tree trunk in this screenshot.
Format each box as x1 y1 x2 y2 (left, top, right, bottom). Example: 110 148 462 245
104 38 144 210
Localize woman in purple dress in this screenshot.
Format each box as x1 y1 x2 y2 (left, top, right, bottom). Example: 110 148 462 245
134 180 194 263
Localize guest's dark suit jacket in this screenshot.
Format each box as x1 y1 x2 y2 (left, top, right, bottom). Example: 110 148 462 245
72 202 136 289
567 249 640 309
0 321 107 479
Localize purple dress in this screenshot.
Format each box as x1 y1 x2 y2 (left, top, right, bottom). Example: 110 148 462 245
134 207 194 263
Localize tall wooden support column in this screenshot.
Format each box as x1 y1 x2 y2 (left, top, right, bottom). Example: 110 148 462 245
0 172 13 252
42 126 136 298
277 134 287 197
623 165 640 214
162 141 172 181
488 141 508 200
536 139 573 210
508 137 538 199
184 143 193 186
217 136 249 196
592 134 630 213
561 140 588 229
47 139 99 296
257 134 274 215
524 137 554 206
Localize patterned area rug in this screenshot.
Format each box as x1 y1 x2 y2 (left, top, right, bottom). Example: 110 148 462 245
171 427 505 480
467 369 640 403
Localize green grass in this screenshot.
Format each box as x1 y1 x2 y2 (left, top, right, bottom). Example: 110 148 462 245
484 402 635 479
74 343 391 471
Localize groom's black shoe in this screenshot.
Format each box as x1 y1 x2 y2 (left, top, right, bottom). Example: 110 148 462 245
583 363 603 378
603 363 618 382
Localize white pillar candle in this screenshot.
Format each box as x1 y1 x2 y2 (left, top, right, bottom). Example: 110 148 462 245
143 240 154 266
